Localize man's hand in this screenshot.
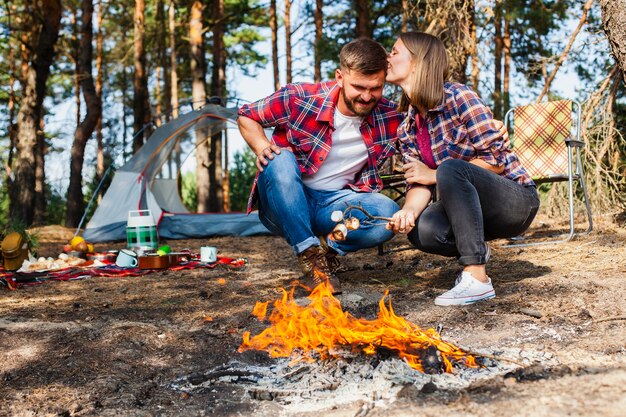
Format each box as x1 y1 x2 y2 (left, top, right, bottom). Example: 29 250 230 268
386 209 417 234
493 119 510 149
403 156 436 185
255 144 282 171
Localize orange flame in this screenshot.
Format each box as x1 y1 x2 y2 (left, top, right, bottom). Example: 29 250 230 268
239 282 478 373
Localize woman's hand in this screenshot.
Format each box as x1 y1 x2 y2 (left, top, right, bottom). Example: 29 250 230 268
403 156 436 185
386 209 417 234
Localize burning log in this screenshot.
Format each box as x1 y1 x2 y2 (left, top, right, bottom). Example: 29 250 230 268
239 282 478 373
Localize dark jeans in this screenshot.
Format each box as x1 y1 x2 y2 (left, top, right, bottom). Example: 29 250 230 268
408 159 540 265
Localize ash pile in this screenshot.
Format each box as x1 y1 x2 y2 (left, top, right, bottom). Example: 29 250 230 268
171 347 557 413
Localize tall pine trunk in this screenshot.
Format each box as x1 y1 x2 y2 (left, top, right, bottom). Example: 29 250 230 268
270 0 279 90
169 0 181 181
600 0 626 83
10 0 62 226
210 0 226 212
95 0 105 202
314 0 323 82
285 0 292 84
493 1 503 119
470 3 480 92
503 12 511 116
354 0 372 38
6 6 16 174
34 118 46 224
158 0 171 122
133 0 151 153
190 0 210 212
66 0 103 228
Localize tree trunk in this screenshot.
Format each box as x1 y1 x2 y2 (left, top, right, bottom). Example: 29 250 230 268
354 0 372 38
158 0 171 122
6 3 16 176
210 0 225 212
34 118 46 224
190 0 210 212
169 0 181 181
270 0 279 90
448 0 472 83
401 0 409 32
133 0 151 153
66 0 103 228
600 0 626 83
96 0 105 202
71 6 81 129
314 0 323 82
10 0 62 226
169 0 179 119
470 3 480 93
285 0 292 84
493 1 503 119
503 12 511 116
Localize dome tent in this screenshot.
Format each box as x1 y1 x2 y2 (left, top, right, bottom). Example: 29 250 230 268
83 104 270 242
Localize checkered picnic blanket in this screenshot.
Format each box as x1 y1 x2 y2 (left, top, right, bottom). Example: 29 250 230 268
0 257 247 291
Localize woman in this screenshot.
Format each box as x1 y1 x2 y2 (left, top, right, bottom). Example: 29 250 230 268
385 32 540 306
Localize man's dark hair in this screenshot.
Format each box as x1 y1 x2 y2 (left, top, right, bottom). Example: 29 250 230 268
339 38 388 75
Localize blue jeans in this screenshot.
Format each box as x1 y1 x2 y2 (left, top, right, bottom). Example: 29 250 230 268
408 159 540 265
257 151 399 256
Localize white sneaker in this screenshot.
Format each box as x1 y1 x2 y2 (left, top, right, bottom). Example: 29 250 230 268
435 271 496 306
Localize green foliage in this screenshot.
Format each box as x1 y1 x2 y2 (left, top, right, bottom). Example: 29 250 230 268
181 171 198 212
46 187 67 226
228 148 257 212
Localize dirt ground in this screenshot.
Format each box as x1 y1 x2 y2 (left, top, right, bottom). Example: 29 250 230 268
1 214 625 417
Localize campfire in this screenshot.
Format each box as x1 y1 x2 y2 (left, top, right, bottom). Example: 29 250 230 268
239 282 478 374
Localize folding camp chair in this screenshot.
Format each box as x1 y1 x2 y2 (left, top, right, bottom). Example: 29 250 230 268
504 99 592 246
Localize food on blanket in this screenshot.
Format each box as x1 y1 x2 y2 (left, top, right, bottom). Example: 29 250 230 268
75 241 89 252
63 244 73 253
87 243 95 253
70 236 85 249
156 245 171 256
19 254 88 272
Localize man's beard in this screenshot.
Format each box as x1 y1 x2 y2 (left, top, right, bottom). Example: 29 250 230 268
341 89 378 117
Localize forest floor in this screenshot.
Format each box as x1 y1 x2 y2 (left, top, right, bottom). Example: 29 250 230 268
1 213 625 417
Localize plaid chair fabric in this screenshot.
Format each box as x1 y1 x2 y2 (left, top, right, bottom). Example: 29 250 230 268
505 99 592 246
512 100 572 181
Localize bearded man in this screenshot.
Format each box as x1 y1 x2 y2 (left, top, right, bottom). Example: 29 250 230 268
238 38 403 294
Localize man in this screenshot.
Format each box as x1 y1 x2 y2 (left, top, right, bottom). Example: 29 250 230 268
238 38 403 294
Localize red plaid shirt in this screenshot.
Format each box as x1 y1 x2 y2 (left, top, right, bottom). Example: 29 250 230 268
398 82 534 190
239 81 404 213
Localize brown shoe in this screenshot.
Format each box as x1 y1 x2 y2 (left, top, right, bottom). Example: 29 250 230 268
319 235 341 274
297 246 342 295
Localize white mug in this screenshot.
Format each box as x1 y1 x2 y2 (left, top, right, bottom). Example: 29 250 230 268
116 249 138 267
200 246 217 263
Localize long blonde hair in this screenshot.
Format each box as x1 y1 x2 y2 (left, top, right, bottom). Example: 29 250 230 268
397 32 449 113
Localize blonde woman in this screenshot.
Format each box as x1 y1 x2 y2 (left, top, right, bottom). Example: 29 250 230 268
385 32 539 306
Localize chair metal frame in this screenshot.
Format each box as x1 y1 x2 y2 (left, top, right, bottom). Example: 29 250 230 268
504 100 593 247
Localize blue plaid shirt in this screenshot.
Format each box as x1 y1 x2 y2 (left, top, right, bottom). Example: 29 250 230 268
397 82 534 188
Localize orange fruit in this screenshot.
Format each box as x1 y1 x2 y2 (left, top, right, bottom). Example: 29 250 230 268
70 236 85 249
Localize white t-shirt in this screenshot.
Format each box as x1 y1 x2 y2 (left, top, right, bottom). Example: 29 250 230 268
302 110 368 190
